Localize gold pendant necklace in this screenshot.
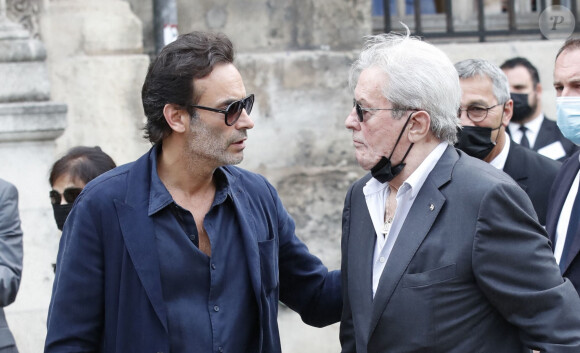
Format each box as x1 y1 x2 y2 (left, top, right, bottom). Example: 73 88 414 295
382 216 393 235
382 184 398 235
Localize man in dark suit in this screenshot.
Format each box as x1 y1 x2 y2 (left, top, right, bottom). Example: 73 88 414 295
45 31 341 353
340 31 580 353
546 38 580 296
454 58 561 225
501 57 578 161
0 179 22 353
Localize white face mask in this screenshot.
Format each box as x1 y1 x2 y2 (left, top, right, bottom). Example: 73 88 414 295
557 96 580 146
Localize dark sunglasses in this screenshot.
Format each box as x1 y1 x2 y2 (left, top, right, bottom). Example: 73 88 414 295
353 99 408 122
190 94 255 126
50 188 82 205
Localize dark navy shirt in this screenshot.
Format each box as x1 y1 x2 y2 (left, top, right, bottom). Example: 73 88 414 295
148 147 259 353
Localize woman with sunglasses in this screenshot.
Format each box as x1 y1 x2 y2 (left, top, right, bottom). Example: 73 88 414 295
48 146 116 231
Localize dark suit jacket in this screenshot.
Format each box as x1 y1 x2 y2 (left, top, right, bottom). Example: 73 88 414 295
546 151 580 296
509 117 579 161
45 147 341 353
0 179 22 353
340 145 580 353
503 140 561 225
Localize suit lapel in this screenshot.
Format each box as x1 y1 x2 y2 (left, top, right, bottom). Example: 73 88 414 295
558 159 580 273
546 159 579 244
563 222 580 274
503 142 528 192
534 118 557 151
115 151 167 331
226 170 262 314
348 177 376 332
368 146 455 338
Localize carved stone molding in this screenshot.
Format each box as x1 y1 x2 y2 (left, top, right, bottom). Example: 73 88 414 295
6 0 42 38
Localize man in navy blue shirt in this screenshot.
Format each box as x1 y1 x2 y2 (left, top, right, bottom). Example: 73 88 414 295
45 31 341 353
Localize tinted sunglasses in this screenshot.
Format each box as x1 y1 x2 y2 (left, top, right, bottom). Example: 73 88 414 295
50 188 82 205
353 99 409 123
190 94 255 126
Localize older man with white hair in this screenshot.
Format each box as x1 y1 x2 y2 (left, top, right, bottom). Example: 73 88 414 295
340 31 580 353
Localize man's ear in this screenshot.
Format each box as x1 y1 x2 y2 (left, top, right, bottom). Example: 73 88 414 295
503 100 513 126
163 103 188 133
408 110 431 143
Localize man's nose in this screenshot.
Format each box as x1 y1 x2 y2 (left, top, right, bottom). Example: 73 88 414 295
458 110 475 127
236 109 254 129
345 107 359 129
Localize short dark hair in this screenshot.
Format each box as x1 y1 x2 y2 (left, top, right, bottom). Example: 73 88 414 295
556 37 580 61
49 146 116 186
500 57 540 87
141 31 235 144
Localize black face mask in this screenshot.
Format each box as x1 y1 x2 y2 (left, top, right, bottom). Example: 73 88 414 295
371 112 415 183
510 93 533 123
52 203 73 231
455 126 495 160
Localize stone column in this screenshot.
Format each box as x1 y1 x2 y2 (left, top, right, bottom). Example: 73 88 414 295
41 0 151 165
0 1 66 351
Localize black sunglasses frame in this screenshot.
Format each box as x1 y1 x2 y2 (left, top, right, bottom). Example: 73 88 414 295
353 99 417 122
50 188 83 205
190 94 255 126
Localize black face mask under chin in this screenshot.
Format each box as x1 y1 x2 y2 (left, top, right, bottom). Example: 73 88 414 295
455 123 502 160
52 203 73 231
371 112 415 183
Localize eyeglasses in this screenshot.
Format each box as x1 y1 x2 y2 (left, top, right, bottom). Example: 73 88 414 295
49 188 82 205
190 94 255 126
457 103 503 122
353 99 411 122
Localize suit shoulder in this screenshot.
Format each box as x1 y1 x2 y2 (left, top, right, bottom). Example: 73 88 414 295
455 151 516 186
518 143 561 172
221 165 277 201
0 179 17 197
80 162 134 200
559 151 580 175
542 117 558 129
222 165 269 185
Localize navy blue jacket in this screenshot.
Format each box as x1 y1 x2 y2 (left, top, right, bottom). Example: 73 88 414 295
45 147 341 353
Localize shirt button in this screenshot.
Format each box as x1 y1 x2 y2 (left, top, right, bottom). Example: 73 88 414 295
379 257 386 263
211 264 216 270
214 305 220 312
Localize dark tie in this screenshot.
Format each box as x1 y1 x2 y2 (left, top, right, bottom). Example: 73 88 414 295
519 125 530 148
560 181 580 273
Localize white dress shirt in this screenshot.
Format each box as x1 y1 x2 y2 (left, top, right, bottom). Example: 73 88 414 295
363 142 448 297
509 113 544 149
554 153 580 265
489 131 510 170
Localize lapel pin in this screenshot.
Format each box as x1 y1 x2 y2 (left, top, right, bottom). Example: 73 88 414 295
429 203 435 211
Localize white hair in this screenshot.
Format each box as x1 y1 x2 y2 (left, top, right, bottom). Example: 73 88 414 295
349 27 461 144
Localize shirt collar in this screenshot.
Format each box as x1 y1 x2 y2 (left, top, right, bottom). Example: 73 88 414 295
403 141 448 199
508 113 544 136
363 141 448 199
489 131 510 170
524 113 544 135
148 145 232 216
